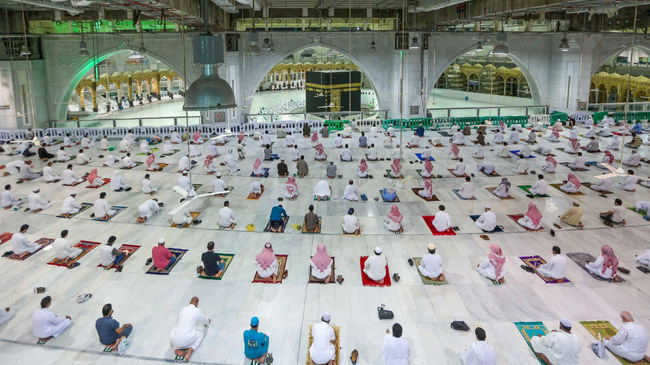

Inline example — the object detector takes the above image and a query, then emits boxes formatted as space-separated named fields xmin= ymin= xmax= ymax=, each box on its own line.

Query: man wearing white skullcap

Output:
xmin=152 ymin=238 xmax=177 ymax=272
xmin=309 ymin=312 xmax=336 ymax=365
xmin=418 ymin=243 xmax=444 ymax=281
xmin=475 ymin=205 xmax=497 ymax=232
xmin=531 ymin=318 xmax=581 ymax=365
xmin=364 ymin=247 xmax=387 ymax=284
xmin=28 ymin=187 xmax=51 ymax=212
xmin=212 ymin=172 xmax=228 ymax=193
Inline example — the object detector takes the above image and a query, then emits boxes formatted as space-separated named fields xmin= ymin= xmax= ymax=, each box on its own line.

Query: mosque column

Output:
xmin=79 ymin=91 xmax=85 ymax=111
xmin=91 ymin=82 xmax=98 ymax=112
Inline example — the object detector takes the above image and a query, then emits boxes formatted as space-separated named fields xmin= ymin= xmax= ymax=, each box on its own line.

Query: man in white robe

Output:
xmin=289 ymin=146 xmax=300 ymax=161
xmin=506 ymin=128 xmax=520 ymax=144
xmin=110 ymin=171 xmax=131 ymax=192
xmin=261 ymin=131 xmax=271 ymax=146
xmin=93 ymin=192 xmax=115 ymax=220
xmin=366 ymin=145 xmax=378 ymax=160
xmin=1 ymin=184 xmax=22 ymax=209
xmin=604 ymin=311 xmax=650 ymax=363
xmin=28 ymin=188 xmax=51 ymax=212
xmin=452 ymin=158 xmax=466 ymax=176
xmin=340 ymin=145 xmax=353 ymax=161
xmin=499 ymin=143 xmax=510 ymax=158
xmin=171 ymin=130 xmax=182 ymax=144
xmin=461 ymin=327 xmax=497 ymax=365
xmin=43 ymin=162 xmax=61 ymax=183
xmin=56 ymin=147 xmax=71 ymax=162
xmin=623 ymin=150 xmax=641 ymax=167
xmin=77 ymin=150 xmax=91 ymax=165
xmin=103 ymin=155 xmax=120 ymax=167
xmin=285 ymin=133 xmax=296 ymax=148
xmin=173 ymin=207 xmax=193 ymax=226
xmin=212 ymin=173 xmax=227 ymax=193
xmin=309 ymin=313 xmax=336 ymax=365
xmin=162 ymin=140 xmax=173 ymax=155
xmin=177 ymin=171 xmax=195 ymax=197
xmin=177 ymin=155 xmax=190 ymax=173
xmin=141 ymin=174 xmax=158 ymax=195
xmin=382 ymin=323 xmax=410 ymax=365
xmin=218 ymin=201 xmax=236 ymax=229
xmin=531 ymin=319 xmax=581 ymax=365
xmin=513 ymin=155 xmax=528 ymax=174
xmin=137 ymin=199 xmax=161 ymax=223
xmin=615 ymin=170 xmax=638 ymax=191
xmin=452 ymin=131 xmax=466 ymax=145
xmin=536 ymin=246 xmax=568 ymax=280
xmin=364 ymin=247 xmax=387 ymax=283
xmin=4 ymin=160 xmax=25 ymax=175
xmin=342 ymin=180 xmax=359 ymax=201
xmin=100 ymin=135 xmax=109 ymax=150
xmin=457 ymin=177 xmax=475 ymax=199
xmin=568 ymin=152 xmax=586 ymax=170
xmin=170 ymin=297 xmax=210 ymax=362
xmin=530 ymin=175 xmax=549 ymax=196
xmin=477 ymin=163 xmax=496 ymax=176
xmin=475 ymin=205 xmax=497 ymax=232
xmin=119 ymin=138 xmax=131 ymax=152
xmin=11 ymin=224 xmax=38 ymax=257
xmin=342 ymin=208 xmax=360 ymax=235
xmin=62 ymin=165 xmax=84 ymax=185
xmin=52 ymin=230 xmax=82 ymax=263
xmin=418 ymin=243 xmax=444 ymax=281
xmin=432 ymin=205 xmax=452 ymax=232
xmin=32 ymin=296 xmax=72 ymax=340
xmin=121 ymin=153 xmax=136 ymax=169
xmin=60 ymin=192 xmax=82 ymax=216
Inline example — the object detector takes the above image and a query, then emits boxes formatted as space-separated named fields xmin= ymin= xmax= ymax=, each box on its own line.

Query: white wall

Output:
xmin=0 ymin=60 xmax=48 ymax=130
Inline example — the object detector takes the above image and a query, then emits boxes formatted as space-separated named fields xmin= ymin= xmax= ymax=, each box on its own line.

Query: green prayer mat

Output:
xmin=627 ymin=207 xmax=647 ymax=217
xmin=581 ymin=320 xmax=650 ymax=365
xmin=518 ymin=185 xmax=550 ymax=198
xmin=136 ymin=148 xmax=159 ymax=156
xmin=198 ymin=254 xmax=234 ymax=280
xmin=412 ymin=257 xmax=448 ymax=285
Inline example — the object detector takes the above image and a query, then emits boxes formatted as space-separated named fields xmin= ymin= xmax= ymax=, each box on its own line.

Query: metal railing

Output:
xmin=49 ymin=115 xmax=204 ymax=129
xmin=243 ymin=110 xmax=389 ymax=124
xmin=584 ymin=102 xmax=650 ymax=113
xmin=425 ymin=105 xmax=548 ymax=118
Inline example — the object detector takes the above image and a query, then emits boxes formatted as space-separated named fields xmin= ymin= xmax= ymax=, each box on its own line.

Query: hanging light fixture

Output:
xmin=370 ymin=40 xmax=376 ymax=50
xmin=138 ymin=34 xmax=147 ymax=54
xmin=247 ymin=31 xmax=261 ymax=56
xmin=262 ymin=37 xmax=271 ymax=50
xmin=492 ymin=32 xmax=508 ymax=56
xmin=20 ymin=43 xmax=31 ymax=57
xmin=476 ymin=40 xmax=483 ymax=51
xmin=410 ymin=35 xmax=420 ymax=50
xmin=78 ymin=21 xmax=89 ymax=57
xmin=559 ymin=34 xmax=570 ymax=52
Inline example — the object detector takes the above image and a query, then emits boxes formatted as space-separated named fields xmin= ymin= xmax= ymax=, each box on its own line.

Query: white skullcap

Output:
xmin=33 ymin=187 xmax=40 ymax=192
xmin=560 ymin=318 xmax=571 ymax=328
xmin=70 ymin=192 xmax=77 ymax=196
xmin=427 ymin=243 xmax=436 ymax=251
xmin=485 ymin=204 xmax=491 ymax=209
xmin=158 ymin=238 xmax=165 ymax=244
xmin=322 ymin=312 xmax=331 ymax=322
xmin=374 ymin=246 xmax=382 ymax=254
xmin=216 ymin=172 xmax=222 ymax=177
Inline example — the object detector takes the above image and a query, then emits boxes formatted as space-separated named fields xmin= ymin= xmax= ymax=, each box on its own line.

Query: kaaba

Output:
xmin=305 ymin=71 xmax=361 ymax=113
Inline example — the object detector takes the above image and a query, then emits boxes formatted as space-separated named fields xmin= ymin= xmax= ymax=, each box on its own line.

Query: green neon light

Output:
xmin=400 ymin=51 xmax=403 ymax=59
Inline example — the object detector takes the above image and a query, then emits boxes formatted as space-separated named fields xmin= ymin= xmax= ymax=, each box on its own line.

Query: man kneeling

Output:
xmin=418 ymin=243 xmax=445 ymax=282
xmin=364 ymin=247 xmax=387 ymax=284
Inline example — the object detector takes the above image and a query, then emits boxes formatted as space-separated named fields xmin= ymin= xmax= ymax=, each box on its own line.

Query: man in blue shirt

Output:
xmin=269 ymin=204 xmax=288 ymax=233
xmin=244 ymin=316 xmax=272 ymax=364
xmin=95 ymin=303 xmax=133 ymax=354
xmin=358 ymin=132 xmax=368 ymax=148
xmin=416 ymin=124 xmax=425 ymax=137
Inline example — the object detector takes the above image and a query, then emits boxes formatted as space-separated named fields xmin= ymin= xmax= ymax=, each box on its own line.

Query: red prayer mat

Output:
xmin=97 ymin=244 xmax=141 ymax=270
xmin=47 ymin=240 xmax=101 ymax=267
xmin=422 ymin=215 xmax=456 ymax=236
xmin=86 ymin=178 xmax=110 ymax=189
xmin=508 ymin=214 xmax=544 ymax=232
xmin=360 ymin=256 xmax=391 ymax=287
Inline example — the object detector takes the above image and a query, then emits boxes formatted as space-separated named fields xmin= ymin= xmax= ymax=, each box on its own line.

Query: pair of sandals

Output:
xmin=392 ymin=273 xmax=401 ymax=282
xmin=336 ymin=275 xmax=344 ymax=284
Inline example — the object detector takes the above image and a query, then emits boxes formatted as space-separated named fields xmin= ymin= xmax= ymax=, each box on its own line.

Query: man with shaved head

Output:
xmin=604 ymin=311 xmax=650 ymax=362
xmin=170 ymin=297 xmax=210 ymax=362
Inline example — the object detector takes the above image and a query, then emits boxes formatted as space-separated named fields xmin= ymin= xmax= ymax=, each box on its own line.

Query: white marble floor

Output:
xmin=0 ymin=125 xmax=649 ymax=364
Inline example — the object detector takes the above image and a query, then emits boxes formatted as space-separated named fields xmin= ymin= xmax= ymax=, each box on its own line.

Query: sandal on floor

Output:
xmin=282 ymin=270 xmax=288 ymax=279
xmin=550 ymin=229 xmax=555 ymax=237
xmin=553 ymin=223 xmax=562 ymax=229
xmin=618 ymin=267 xmax=630 ymax=275
xmin=350 ymin=349 xmax=359 ymax=364
xmin=392 ymin=273 xmax=400 ymax=282
xmin=479 ymin=234 xmax=490 ymax=241
xmin=336 ymin=275 xmax=344 ymax=285
xmin=408 ymin=258 xmax=414 ymax=266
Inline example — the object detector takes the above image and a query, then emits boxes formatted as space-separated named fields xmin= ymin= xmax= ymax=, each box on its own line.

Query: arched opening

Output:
xmin=590 ymin=46 xmax=650 ymax=105
xmin=505 ymin=77 xmax=518 ymax=97
xmin=608 ymin=86 xmax=618 ymax=103
xmin=597 ymin=85 xmax=607 ymax=103
xmin=249 ymin=46 xmax=380 ymax=122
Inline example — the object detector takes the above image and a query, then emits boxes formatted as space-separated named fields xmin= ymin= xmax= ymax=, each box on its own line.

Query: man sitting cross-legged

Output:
xmin=95 ymin=303 xmax=133 ymax=354
xmin=197 ymin=241 xmax=225 ymax=278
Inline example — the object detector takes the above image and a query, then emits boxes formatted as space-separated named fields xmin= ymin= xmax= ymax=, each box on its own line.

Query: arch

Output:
xmin=590 ymin=43 xmax=650 ymax=76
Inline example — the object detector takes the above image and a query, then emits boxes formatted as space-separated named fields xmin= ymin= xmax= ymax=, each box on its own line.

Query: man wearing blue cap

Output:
xmin=244 ymin=316 xmax=272 ymax=364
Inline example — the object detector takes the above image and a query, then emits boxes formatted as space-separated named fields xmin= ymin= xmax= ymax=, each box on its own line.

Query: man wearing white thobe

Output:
xmin=452 ymin=131 xmax=465 ymax=145
xmin=342 ymin=209 xmax=360 ymax=234
xmin=121 ymin=153 xmax=136 ymax=169
xmin=334 ymin=134 xmax=343 ymax=148
xmin=382 ymin=323 xmax=410 ymax=365
xmin=81 ymin=136 xmax=95 ymax=149
xmin=53 ymin=230 xmax=82 ymax=261
xmin=623 ymin=150 xmax=641 ymax=167
xmin=452 ymin=159 xmax=466 ymax=176
xmin=616 ymin=171 xmax=639 ymax=191
xmin=94 ymin=193 xmax=115 ymax=220
xmin=458 ymin=178 xmax=475 ymax=199
xmin=461 ymin=327 xmax=497 ymax=365
xmin=418 ymin=243 xmax=443 ymax=280
xmin=364 ymin=247 xmax=387 ymax=282
xmin=170 ymin=298 xmax=210 ymax=361
xmin=171 ymin=130 xmax=182 ymax=144
xmin=289 ymin=146 xmax=300 ymax=161
xmin=100 ymin=136 xmax=109 ymax=150
xmin=513 ymin=156 xmax=528 ymax=173
xmin=178 ymin=155 xmax=190 ymax=172
xmin=432 ymin=206 xmax=452 ymax=232
xmin=536 ymin=246 xmax=568 ymax=280
xmin=138 ymin=199 xmax=160 ymax=221
xmin=528 ymin=175 xmax=548 ymax=196
xmin=57 ymin=148 xmax=70 ymax=162
xmin=604 ymin=311 xmax=649 ymax=363
xmin=475 ymin=205 xmax=497 ymax=232
xmin=309 ymin=313 xmax=336 ymax=365
xmin=343 ymin=180 xmax=359 ymax=201
xmin=60 ymin=193 xmax=81 ymax=215
xmin=62 ymin=166 xmax=83 ymax=185
xmin=5 ymin=160 xmax=25 ymax=175
xmin=141 ymin=175 xmax=158 ymax=194
xmin=285 ymin=134 xmax=296 ymax=147
xmin=172 ymin=207 xmax=193 ymax=226
xmin=218 ymin=201 xmax=236 ymax=228
xmin=568 ymin=153 xmax=586 ymax=170
xmin=177 ymin=172 xmax=195 ymax=197
xmin=28 ymin=188 xmax=51 ymax=211
xmin=531 ymin=319 xmax=581 ymax=365
xmin=43 ymin=163 xmax=61 ymax=182
xmin=32 ymin=297 xmax=71 ymax=339
xmin=340 ymin=146 xmax=353 ymax=161
xmin=212 ymin=173 xmax=227 ymax=193
xmin=77 ymin=151 xmax=91 ymax=164
xmin=110 ymin=171 xmax=130 ymax=191
xmin=367 ymin=145 xmax=378 ymax=160
xmin=11 ymin=225 xmax=38 ymax=256
xmin=119 ymin=138 xmax=130 ymax=152
xmin=261 ymin=132 xmax=271 ymax=146
xmin=1 ymin=185 xmax=22 ymax=209
xmin=507 ymin=129 xmax=519 ymax=144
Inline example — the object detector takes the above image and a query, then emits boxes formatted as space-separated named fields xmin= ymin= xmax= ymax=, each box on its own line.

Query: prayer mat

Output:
xmin=385 ymin=169 xmax=404 ymax=179
xmin=581 ymin=321 xmax=650 ymax=365
xmin=514 ymin=321 xmax=549 ymax=365
xmin=252 ymin=254 xmax=287 ymax=284
xmin=92 ymin=206 xmax=126 ymax=222
xmin=306 ymin=325 xmax=341 ymax=365
xmin=558 ymin=162 xmax=589 ymax=171
xmin=567 ymin=252 xmax=625 ymax=282
xmin=103 ymin=346 xmax=113 ymax=352
xmin=247 ymin=186 xmax=265 ymax=200
xmin=0 ymin=232 xmax=13 ymax=244
xmin=438 ymin=131 xmax=452 ymax=137
xmin=7 ymin=238 xmax=54 ymax=261
xmin=171 ymin=212 xmax=200 ymax=228
xmin=212 ymin=186 xmax=233 ymax=198
xmin=342 ymin=226 xmax=361 ymax=236
xmin=192 ymin=183 xmax=202 ymax=192
xmin=339 ymin=157 xmax=354 ymax=162
xmin=250 ymin=167 xmax=270 ymax=178
xmin=469 ymin=215 xmax=504 ymax=233
xmin=583 ymin=182 xmax=613 ymax=194
xmin=54 ymin=155 xmax=77 ymax=163
xmin=517 ymin=185 xmax=550 ymax=198
xmin=414 ymin=153 xmax=435 ymax=161
xmin=198 ymin=253 xmax=234 ymax=280
xmin=98 ymin=244 xmax=141 ymax=270
xmin=447 ymin=169 xmax=468 ymax=178
xmin=508 ymin=214 xmax=544 ymax=231
xmin=585 ymin=161 xmax=607 ymax=169
xmin=85 ymin=178 xmax=110 ymax=189
xmin=422 ymin=215 xmax=456 ymax=236
xmin=380 ymin=190 xmax=400 ymax=202
xmin=412 ymin=188 xmax=440 ymax=201
xmin=452 ymin=188 xmax=475 ymax=200
xmin=159 ymin=149 xmax=182 ymax=157
xmin=364 ymin=154 xmax=378 ymax=161
xmin=37 ymin=337 xmax=52 ymax=344
xmin=555 ymin=147 xmax=566 ymax=152
xmin=510 ymin=151 xmax=536 ymax=158
xmin=302 ymin=217 xmax=322 ymax=233
xmin=136 ymin=148 xmax=159 ymax=156
xmin=308 ymin=257 xmax=336 ymax=284
xmin=485 ymin=187 xmax=515 ymax=200
xmin=412 ymin=257 xmax=448 ymax=285
xmin=360 ymin=256 xmax=391 ymax=287
xmin=63 ymin=178 xmax=86 ymax=187
xmin=145 ymin=248 xmax=187 ymax=275
xmin=313 ymin=195 xmax=330 ymax=201
xmin=415 ymin=169 xmax=435 ymax=178
xmin=519 ymin=255 xmax=570 ymax=283
xmin=120 ymin=162 xmax=143 ymax=170
xmin=627 ymin=206 xmax=647 ymax=217
xmin=146 ymin=163 xmax=169 ymax=172
xmin=479 ymin=169 xmax=501 ymax=177
xmin=264 ymin=216 xmax=289 ymax=233
xmin=549 ymin=183 xmax=585 ymax=196
xmin=47 ymin=240 xmax=100 ymax=267
xmin=56 ymin=203 xmax=92 ymax=218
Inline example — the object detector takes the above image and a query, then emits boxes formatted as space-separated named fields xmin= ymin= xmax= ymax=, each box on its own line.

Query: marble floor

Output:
xmin=0 ymin=125 xmax=649 ymax=364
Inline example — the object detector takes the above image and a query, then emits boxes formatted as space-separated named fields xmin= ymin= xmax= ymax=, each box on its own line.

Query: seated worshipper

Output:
xmin=408 ymin=132 xmax=420 ymax=148
xmin=419 ymin=178 xmax=435 ymax=199
xmin=268 ymin=204 xmax=288 ymax=232
xmin=304 ymin=205 xmax=320 ymax=233
xmin=1 ymin=184 xmax=23 ymax=209
xmin=477 ymin=163 xmax=497 ymax=176
xmin=93 ymin=192 xmax=116 ymax=220
xmin=253 ymin=131 xmax=262 ymax=141
xmin=368 ymin=126 xmax=378 ymax=139
xmin=585 ymin=137 xmax=600 ymax=152
xmin=420 ymin=146 xmax=432 ymax=160
xmin=518 ymin=202 xmax=544 ymax=230
xmin=57 ymin=147 xmax=71 ymax=162
xmin=600 ymin=198 xmax=626 ymax=226
xmin=418 ymin=243 xmax=445 ymax=281
xmin=383 ymin=205 xmax=403 ymax=233
xmin=340 ymin=145 xmax=353 ymax=162
xmin=289 ymin=145 xmax=300 ymax=161
xmin=139 ymin=139 xmax=152 ymax=154
xmin=177 ymin=171 xmax=195 ymax=197
xmin=558 ymin=201 xmax=584 ymax=228
xmin=541 ymin=155 xmax=557 ymax=173
xmin=199 ymin=241 xmax=226 ymax=278
xmin=450 ymin=124 xmax=460 ymax=134
xmin=256 ymin=243 xmax=280 ymax=282
xmin=152 ymin=238 xmax=178 ymax=272
xmin=552 ymin=119 xmax=564 ymax=131
xmin=103 ymin=155 xmax=120 ymax=167
xmin=530 ymin=175 xmax=549 ymax=196
xmin=311 ymin=132 xmax=320 ymax=147
xmin=261 ymin=132 xmax=271 ymax=147
xmin=53 ymin=230 xmax=82 ymax=264
xmin=244 ymin=317 xmax=271 ymax=364
xmin=357 ymin=158 xmax=369 ymax=178
xmin=547 ymin=126 xmax=560 ymax=143
xmin=141 ymin=174 xmax=158 ymax=195
xmin=604 ymin=311 xmax=650 ymax=363
xmin=560 ymin=173 xmax=581 ymax=194
xmin=170 ymin=297 xmax=210 ymax=362
xmin=531 ymin=318 xmax=581 ymax=365
xmin=326 ymin=161 xmax=337 ymax=179
xmin=585 ymin=245 xmax=621 ymax=281
xmin=62 ymin=165 xmax=84 ymax=185
xmin=452 ymin=158 xmax=466 ymax=177
xmin=382 ymin=323 xmax=411 ymax=365
xmin=343 ymin=180 xmax=359 ymax=202
xmin=308 ymin=313 xmax=338 ymax=365
xmin=565 ymin=138 xmax=580 ymax=154
xmin=452 ymin=130 xmax=466 ymax=145
xmin=381 ymin=180 xmax=399 ymax=202
xmin=98 ymin=236 xmax=127 ymax=268
xmin=359 ymin=132 xmax=368 ymax=148
xmin=313 ymin=180 xmax=331 ymax=201
xmin=11 ymin=224 xmax=39 ymax=258
xmin=457 ymin=176 xmax=475 ymax=200
xmin=535 ymin=246 xmax=569 ymax=280
xmin=124 ymin=130 xmax=136 ymax=146
xmin=177 ymin=155 xmax=191 ymax=173
xmin=203 ymin=156 xmax=217 ymax=174
xmin=431 ymin=136 xmax=443 ymax=147
xmin=473 ymin=130 xmax=487 ymax=146
xmin=85 ymin=169 xmax=105 ymax=188
xmin=189 ymin=144 xmax=201 ymax=158
xmin=277 ymin=158 xmax=288 ymax=177
xmin=366 ymin=144 xmax=378 ymax=161
xmin=249 ymin=181 xmax=264 ymax=199
xmin=462 ymin=124 xmax=472 ymax=136
xmin=19 ymin=161 xmax=41 ymax=181
xmin=383 ymin=134 xmax=394 ymax=148
xmin=506 ymin=127 xmax=520 ymax=144
xmin=623 ymin=150 xmax=641 ymax=167
xmin=513 ymin=155 xmax=529 ymax=174
xmin=492 ymin=177 xmax=511 ymax=198
xmin=567 ymin=126 xmax=578 ymax=140
xmin=252 ymin=158 xmax=265 ymax=177
xmin=499 ymin=143 xmax=511 ymax=158
xmin=191 ymin=131 xmax=204 ymax=145
xmin=310 ymin=245 xmax=333 ymax=283
xmin=42 ymin=162 xmax=60 ymax=183
xmin=38 ymin=145 xmax=55 ymax=160
xmin=223 ymin=150 xmax=240 ymax=174
xmin=432 ymin=205 xmax=452 ymax=232
xmin=392 ymin=145 xmax=401 ymax=160
xmin=568 ymin=152 xmax=587 ymax=170
xmin=585 ymin=116 xmax=595 ymax=127
xmin=211 ymin=172 xmax=227 ymax=194
xmin=448 ymin=143 xmax=460 ymax=160
xmin=110 ymin=171 xmax=131 ymax=192
xmin=32 ymin=296 xmax=72 ymax=341
xmin=285 ymin=177 xmax=299 ymax=199
xmin=616 ymin=169 xmax=638 ymax=191
xmin=636 ymin=201 xmax=650 ymax=215
xmin=475 ymin=205 xmax=497 ymax=232
xmin=535 ymin=144 xmax=553 ymax=156
xmin=421 ymin=160 xmax=434 ymax=178
xmin=121 ymin=153 xmax=136 ymax=169
xmin=342 ymin=208 xmax=360 ymax=235
xmin=461 ymin=327 xmax=498 ymax=365
xmin=517 ymin=144 xmax=532 ymax=158
xmin=625 ymin=132 xmax=643 ymax=149
xmin=119 ymin=138 xmax=131 ymax=152
xmin=472 ymin=144 xmax=485 ymax=159
xmin=493 ymin=131 xmax=505 ymax=144
xmin=162 ymin=139 xmax=174 ymax=155
xmin=632 ymin=121 xmax=643 ymax=133
xmin=477 ymin=244 xmax=506 ymax=283
xmin=315 ymin=144 xmax=327 ymax=161
xmin=96 ymin=303 xmax=132 ymax=354
xmin=170 ymin=130 xmax=182 ymax=144
xmin=207 ymin=140 xmax=220 ymax=158
xmin=525 ymin=130 xmax=537 ymax=144
xmin=218 ymin=201 xmax=236 ymax=229
xmin=416 ymin=123 xmax=426 ymax=137
xmin=137 ymin=198 xmax=161 ymax=223
xmin=60 ymin=192 xmax=81 ymax=217
xmin=28 ymin=188 xmax=51 ymax=212
xmin=334 ymin=134 xmax=343 ymax=148
xmin=364 ymin=247 xmax=388 ymax=283
xmin=99 ymin=135 xmax=109 ymax=150
xmin=284 ymin=133 xmax=296 ymax=148
xmin=389 ymin=158 xmax=402 ymax=178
